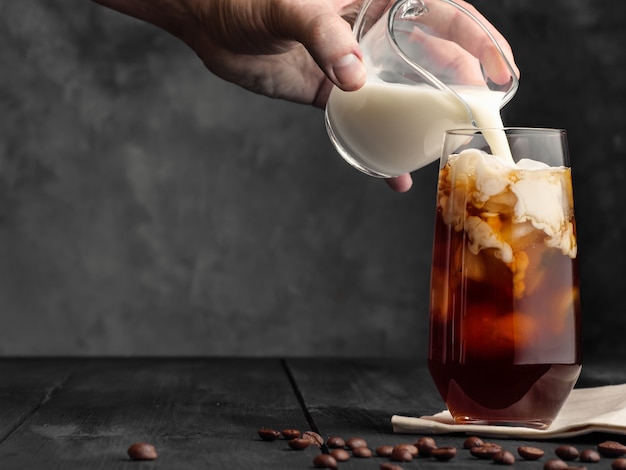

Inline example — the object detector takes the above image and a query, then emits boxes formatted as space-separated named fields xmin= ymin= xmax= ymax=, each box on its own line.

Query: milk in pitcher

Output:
xmin=325 ymin=79 xmax=510 ymax=177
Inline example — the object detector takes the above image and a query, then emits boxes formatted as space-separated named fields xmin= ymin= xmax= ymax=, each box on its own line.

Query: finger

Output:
xmin=277 ymin=0 xmax=367 ymax=91
xmin=385 ymin=174 xmax=413 ymax=192
xmin=409 ymin=27 xmax=486 ymax=85
xmin=417 ymin=0 xmax=519 ymax=84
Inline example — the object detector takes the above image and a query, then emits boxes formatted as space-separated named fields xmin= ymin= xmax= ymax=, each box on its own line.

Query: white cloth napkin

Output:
xmin=392 ymin=383 xmax=626 ymax=439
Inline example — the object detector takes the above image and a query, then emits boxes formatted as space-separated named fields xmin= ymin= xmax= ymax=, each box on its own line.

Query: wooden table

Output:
xmin=0 ymin=358 xmax=624 ymax=469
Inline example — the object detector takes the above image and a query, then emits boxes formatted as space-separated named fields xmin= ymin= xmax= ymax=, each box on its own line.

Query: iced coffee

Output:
xmin=428 ymin=128 xmax=581 ymax=428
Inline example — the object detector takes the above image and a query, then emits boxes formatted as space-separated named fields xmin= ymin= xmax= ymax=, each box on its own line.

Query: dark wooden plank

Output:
xmin=287 ymin=358 xmax=626 ymax=469
xmin=285 ymin=358 xmax=442 ymax=438
xmin=0 ymin=358 xmax=317 ymax=470
xmin=0 ymin=359 xmax=76 ymax=441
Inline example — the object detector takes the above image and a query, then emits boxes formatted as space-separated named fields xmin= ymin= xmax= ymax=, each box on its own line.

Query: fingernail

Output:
xmin=332 ymin=53 xmax=366 ymax=89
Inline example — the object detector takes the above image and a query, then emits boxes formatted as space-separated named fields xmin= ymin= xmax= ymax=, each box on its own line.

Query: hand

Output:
xmin=92 ymin=0 xmax=518 ymax=194
xmin=94 ymin=0 xmax=367 ymax=106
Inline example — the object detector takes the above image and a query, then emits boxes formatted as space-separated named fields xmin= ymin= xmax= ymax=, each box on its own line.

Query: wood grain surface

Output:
xmin=0 ymin=358 xmax=624 ymax=469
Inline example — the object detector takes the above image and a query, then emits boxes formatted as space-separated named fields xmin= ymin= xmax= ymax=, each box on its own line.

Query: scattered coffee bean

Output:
xmin=345 ymin=437 xmax=368 ymax=450
xmin=303 ymin=431 xmax=324 ymax=447
xmin=127 ymin=442 xmax=158 ymax=461
xmin=493 ymin=450 xmax=515 ymax=465
xmin=555 ymin=445 xmax=580 ymax=461
xmin=390 ymin=446 xmax=413 ymax=462
xmin=598 ymin=441 xmax=626 ymax=458
xmin=282 ymin=429 xmax=301 ymax=440
xmin=375 ymin=445 xmax=394 ymax=457
xmin=431 ymin=446 xmax=457 ymax=461
xmin=380 ymin=463 xmax=404 ymax=470
xmin=470 ymin=443 xmax=502 ymax=460
xmin=352 ymin=446 xmax=373 ymax=458
xmin=463 ymin=436 xmax=484 ymax=449
xmin=612 ymin=458 xmax=626 ymax=470
xmin=544 ymin=459 xmax=569 ymax=470
xmin=518 ymin=446 xmax=545 ymax=460
xmin=330 ymin=448 xmax=350 ymax=462
xmin=394 ymin=444 xmax=419 ymax=456
xmin=313 ymin=454 xmax=338 ymax=469
xmin=579 ymin=449 xmax=600 ymax=463
xmin=288 ymin=438 xmax=312 ymax=450
xmin=415 ymin=436 xmax=437 ymax=456
xmin=258 ymin=427 xmax=281 ymax=441
xmin=326 ymin=436 xmax=345 ymax=448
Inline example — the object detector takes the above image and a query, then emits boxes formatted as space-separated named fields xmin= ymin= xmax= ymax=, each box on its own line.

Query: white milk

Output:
xmin=326 ymin=79 xmax=511 ymax=177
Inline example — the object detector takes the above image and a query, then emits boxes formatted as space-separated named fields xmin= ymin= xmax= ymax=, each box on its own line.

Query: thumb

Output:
xmin=282 ymin=2 xmax=367 ymax=91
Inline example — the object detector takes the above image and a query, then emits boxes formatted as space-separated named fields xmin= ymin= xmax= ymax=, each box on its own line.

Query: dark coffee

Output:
xmin=430 ymin=155 xmax=581 ymax=428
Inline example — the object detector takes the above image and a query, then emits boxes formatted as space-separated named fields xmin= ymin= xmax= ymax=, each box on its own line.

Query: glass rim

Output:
xmin=445 ymin=127 xmax=567 ymax=136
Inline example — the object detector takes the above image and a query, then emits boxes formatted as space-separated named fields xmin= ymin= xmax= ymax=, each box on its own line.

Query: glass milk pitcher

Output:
xmin=325 ymin=0 xmax=519 ymax=177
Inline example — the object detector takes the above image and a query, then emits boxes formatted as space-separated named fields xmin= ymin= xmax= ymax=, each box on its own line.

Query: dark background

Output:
xmin=0 ymin=0 xmax=624 ymax=358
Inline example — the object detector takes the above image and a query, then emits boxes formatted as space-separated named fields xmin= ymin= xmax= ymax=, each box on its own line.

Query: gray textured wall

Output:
xmin=0 ymin=0 xmax=624 ymax=358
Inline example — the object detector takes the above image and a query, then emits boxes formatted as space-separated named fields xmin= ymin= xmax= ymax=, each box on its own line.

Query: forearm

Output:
xmin=91 ymin=0 xmax=194 ymax=40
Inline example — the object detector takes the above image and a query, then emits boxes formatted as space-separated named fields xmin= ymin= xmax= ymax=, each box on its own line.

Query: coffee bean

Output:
xmin=390 ymin=446 xmax=413 ymax=462
xmin=518 ymin=446 xmax=545 ymax=460
xmin=463 ymin=436 xmax=484 ymax=449
xmin=544 ymin=459 xmax=569 ymax=470
xmin=579 ymin=449 xmax=600 ymax=463
xmin=313 ymin=454 xmax=338 ymax=469
xmin=281 ymin=429 xmax=301 ymax=440
xmin=375 ymin=445 xmax=394 ymax=457
xmin=612 ymin=458 xmax=626 ymax=470
xmin=330 ymin=449 xmax=350 ymax=462
xmin=415 ymin=436 xmax=437 ymax=456
xmin=127 ymin=442 xmax=158 ymax=461
xmin=345 ymin=437 xmax=368 ymax=449
xmin=470 ymin=443 xmax=502 ymax=459
xmin=431 ymin=446 xmax=457 ymax=461
xmin=493 ymin=450 xmax=515 ymax=465
xmin=326 ymin=436 xmax=345 ymax=448
xmin=380 ymin=463 xmax=404 ymax=470
xmin=303 ymin=431 xmax=324 ymax=447
xmin=258 ymin=427 xmax=281 ymax=441
xmin=598 ymin=441 xmax=626 ymax=458
xmin=555 ymin=445 xmax=579 ymax=461
xmin=288 ymin=438 xmax=312 ymax=450
xmin=352 ymin=446 xmax=373 ymax=458
xmin=394 ymin=444 xmax=419 ymax=456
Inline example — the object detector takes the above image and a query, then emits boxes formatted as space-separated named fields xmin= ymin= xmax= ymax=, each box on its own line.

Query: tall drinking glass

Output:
xmin=428 ymin=128 xmax=581 ymax=429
